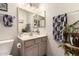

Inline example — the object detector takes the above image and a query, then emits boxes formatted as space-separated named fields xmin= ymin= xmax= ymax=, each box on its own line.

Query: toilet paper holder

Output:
xmin=17 ymin=43 xmax=21 ymax=48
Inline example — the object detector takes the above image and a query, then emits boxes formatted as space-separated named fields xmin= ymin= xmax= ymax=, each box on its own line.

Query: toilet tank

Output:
xmin=0 ymin=39 xmax=14 ymax=56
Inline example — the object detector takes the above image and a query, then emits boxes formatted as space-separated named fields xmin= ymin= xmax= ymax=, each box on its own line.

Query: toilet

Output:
xmin=0 ymin=39 xmax=14 ymax=56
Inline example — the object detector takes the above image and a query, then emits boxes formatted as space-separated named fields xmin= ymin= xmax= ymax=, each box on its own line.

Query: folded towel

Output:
xmin=3 ymin=14 xmax=13 ymax=27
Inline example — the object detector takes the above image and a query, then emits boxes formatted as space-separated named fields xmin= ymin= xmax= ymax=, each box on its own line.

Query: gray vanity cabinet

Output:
xmin=18 ymin=36 xmax=47 ymax=56
xmin=24 ymin=40 xmax=35 ymax=56
xmin=39 ymin=37 xmax=47 ymax=56
xmin=33 ymin=44 xmax=39 ymax=56
xmin=24 ymin=46 xmax=34 ymax=56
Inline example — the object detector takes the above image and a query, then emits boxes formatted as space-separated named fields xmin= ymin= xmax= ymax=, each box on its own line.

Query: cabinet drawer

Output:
xmin=24 ymin=40 xmax=34 ymax=47
xmin=41 ymin=37 xmax=47 ymax=42
xmin=35 ymin=38 xmax=41 ymax=44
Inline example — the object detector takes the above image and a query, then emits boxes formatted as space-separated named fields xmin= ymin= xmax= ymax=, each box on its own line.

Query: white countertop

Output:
xmin=18 ymin=33 xmax=47 ymax=41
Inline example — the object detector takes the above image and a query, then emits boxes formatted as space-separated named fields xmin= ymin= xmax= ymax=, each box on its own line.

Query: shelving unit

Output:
xmin=65 ymin=32 xmax=79 ymax=43
xmin=63 ymin=32 xmax=79 ymax=55
xmin=65 ymin=43 xmax=79 ymax=51
xmin=66 ymin=32 xmax=79 ymax=37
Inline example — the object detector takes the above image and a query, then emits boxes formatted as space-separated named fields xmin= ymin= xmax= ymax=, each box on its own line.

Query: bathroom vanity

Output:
xmin=18 ymin=34 xmax=47 ymax=56
xmin=17 ymin=4 xmax=47 ymax=56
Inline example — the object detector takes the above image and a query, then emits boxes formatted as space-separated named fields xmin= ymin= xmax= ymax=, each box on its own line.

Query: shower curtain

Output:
xmin=53 ymin=13 xmax=67 ymax=42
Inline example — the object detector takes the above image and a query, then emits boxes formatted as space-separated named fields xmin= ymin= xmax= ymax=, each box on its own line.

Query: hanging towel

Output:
xmin=53 ymin=13 xmax=67 ymax=42
xmin=3 ymin=14 xmax=13 ymax=27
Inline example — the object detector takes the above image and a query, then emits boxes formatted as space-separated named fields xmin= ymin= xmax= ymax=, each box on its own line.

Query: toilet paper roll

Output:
xmin=17 ymin=43 xmax=21 ymax=48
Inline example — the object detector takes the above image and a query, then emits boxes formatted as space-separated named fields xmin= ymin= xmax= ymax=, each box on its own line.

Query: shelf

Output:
xmin=65 ymin=43 xmax=79 ymax=51
xmin=67 ymin=32 xmax=79 ymax=34
xmin=66 ymin=32 xmax=79 ymax=36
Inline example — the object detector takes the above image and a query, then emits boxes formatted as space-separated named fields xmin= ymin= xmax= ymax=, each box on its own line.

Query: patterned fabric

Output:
xmin=53 ymin=13 xmax=67 ymax=42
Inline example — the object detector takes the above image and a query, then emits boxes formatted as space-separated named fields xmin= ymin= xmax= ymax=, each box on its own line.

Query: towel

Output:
xmin=53 ymin=13 xmax=67 ymax=42
xmin=3 ymin=14 xmax=13 ymax=27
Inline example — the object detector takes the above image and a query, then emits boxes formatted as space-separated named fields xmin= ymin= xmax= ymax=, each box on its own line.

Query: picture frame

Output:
xmin=0 ymin=3 xmax=8 ymax=11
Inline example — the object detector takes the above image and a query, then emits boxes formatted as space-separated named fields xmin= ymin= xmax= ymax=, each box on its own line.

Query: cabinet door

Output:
xmin=41 ymin=41 xmax=47 ymax=56
xmin=39 ymin=41 xmax=47 ymax=56
xmin=33 ymin=44 xmax=39 ymax=56
xmin=24 ymin=46 xmax=34 ymax=56
xmin=24 ymin=40 xmax=34 ymax=47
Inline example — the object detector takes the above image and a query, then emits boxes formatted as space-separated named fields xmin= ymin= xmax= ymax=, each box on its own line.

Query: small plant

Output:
xmin=59 ymin=20 xmax=79 ymax=56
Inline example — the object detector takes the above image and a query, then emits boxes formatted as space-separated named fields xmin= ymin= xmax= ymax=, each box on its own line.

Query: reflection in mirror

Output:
xmin=22 ymin=24 xmax=31 ymax=32
xmin=39 ymin=20 xmax=45 ymax=27
xmin=33 ymin=14 xmax=46 ymax=28
xmin=39 ymin=15 xmax=46 ymax=27
xmin=34 ymin=19 xmax=38 ymax=28
xmin=17 ymin=8 xmax=33 ymax=35
xmin=17 ymin=7 xmax=46 ymax=36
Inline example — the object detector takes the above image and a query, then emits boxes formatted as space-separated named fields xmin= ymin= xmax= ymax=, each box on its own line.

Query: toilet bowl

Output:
xmin=0 ymin=39 xmax=14 ymax=56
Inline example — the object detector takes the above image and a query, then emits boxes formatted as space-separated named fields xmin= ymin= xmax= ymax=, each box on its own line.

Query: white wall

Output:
xmin=0 ymin=3 xmax=18 ymax=55
xmin=0 ymin=3 xmax=17 ymax=41
xmin=54 ymin=3 xmax=79 ymax=25
xmin=42 ymin=4 xmax=64 ymax=56
xmin=44 ymin=3 xmax=79 ymax=56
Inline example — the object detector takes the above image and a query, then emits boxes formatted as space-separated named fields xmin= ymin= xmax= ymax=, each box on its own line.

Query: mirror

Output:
xmin=17 ymin=8 xmax=34 ymax=35
xmin=39 ymin=15 xmax=46 ymax=27
xmin=17 ymin=7 xmax=46 ymax=35
xmin=33 ymin=14 xmax=46 ymax=28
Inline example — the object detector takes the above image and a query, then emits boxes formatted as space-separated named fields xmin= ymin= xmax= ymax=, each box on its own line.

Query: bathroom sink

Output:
xmin=18 ymin=33 xmax=47 ymax=41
